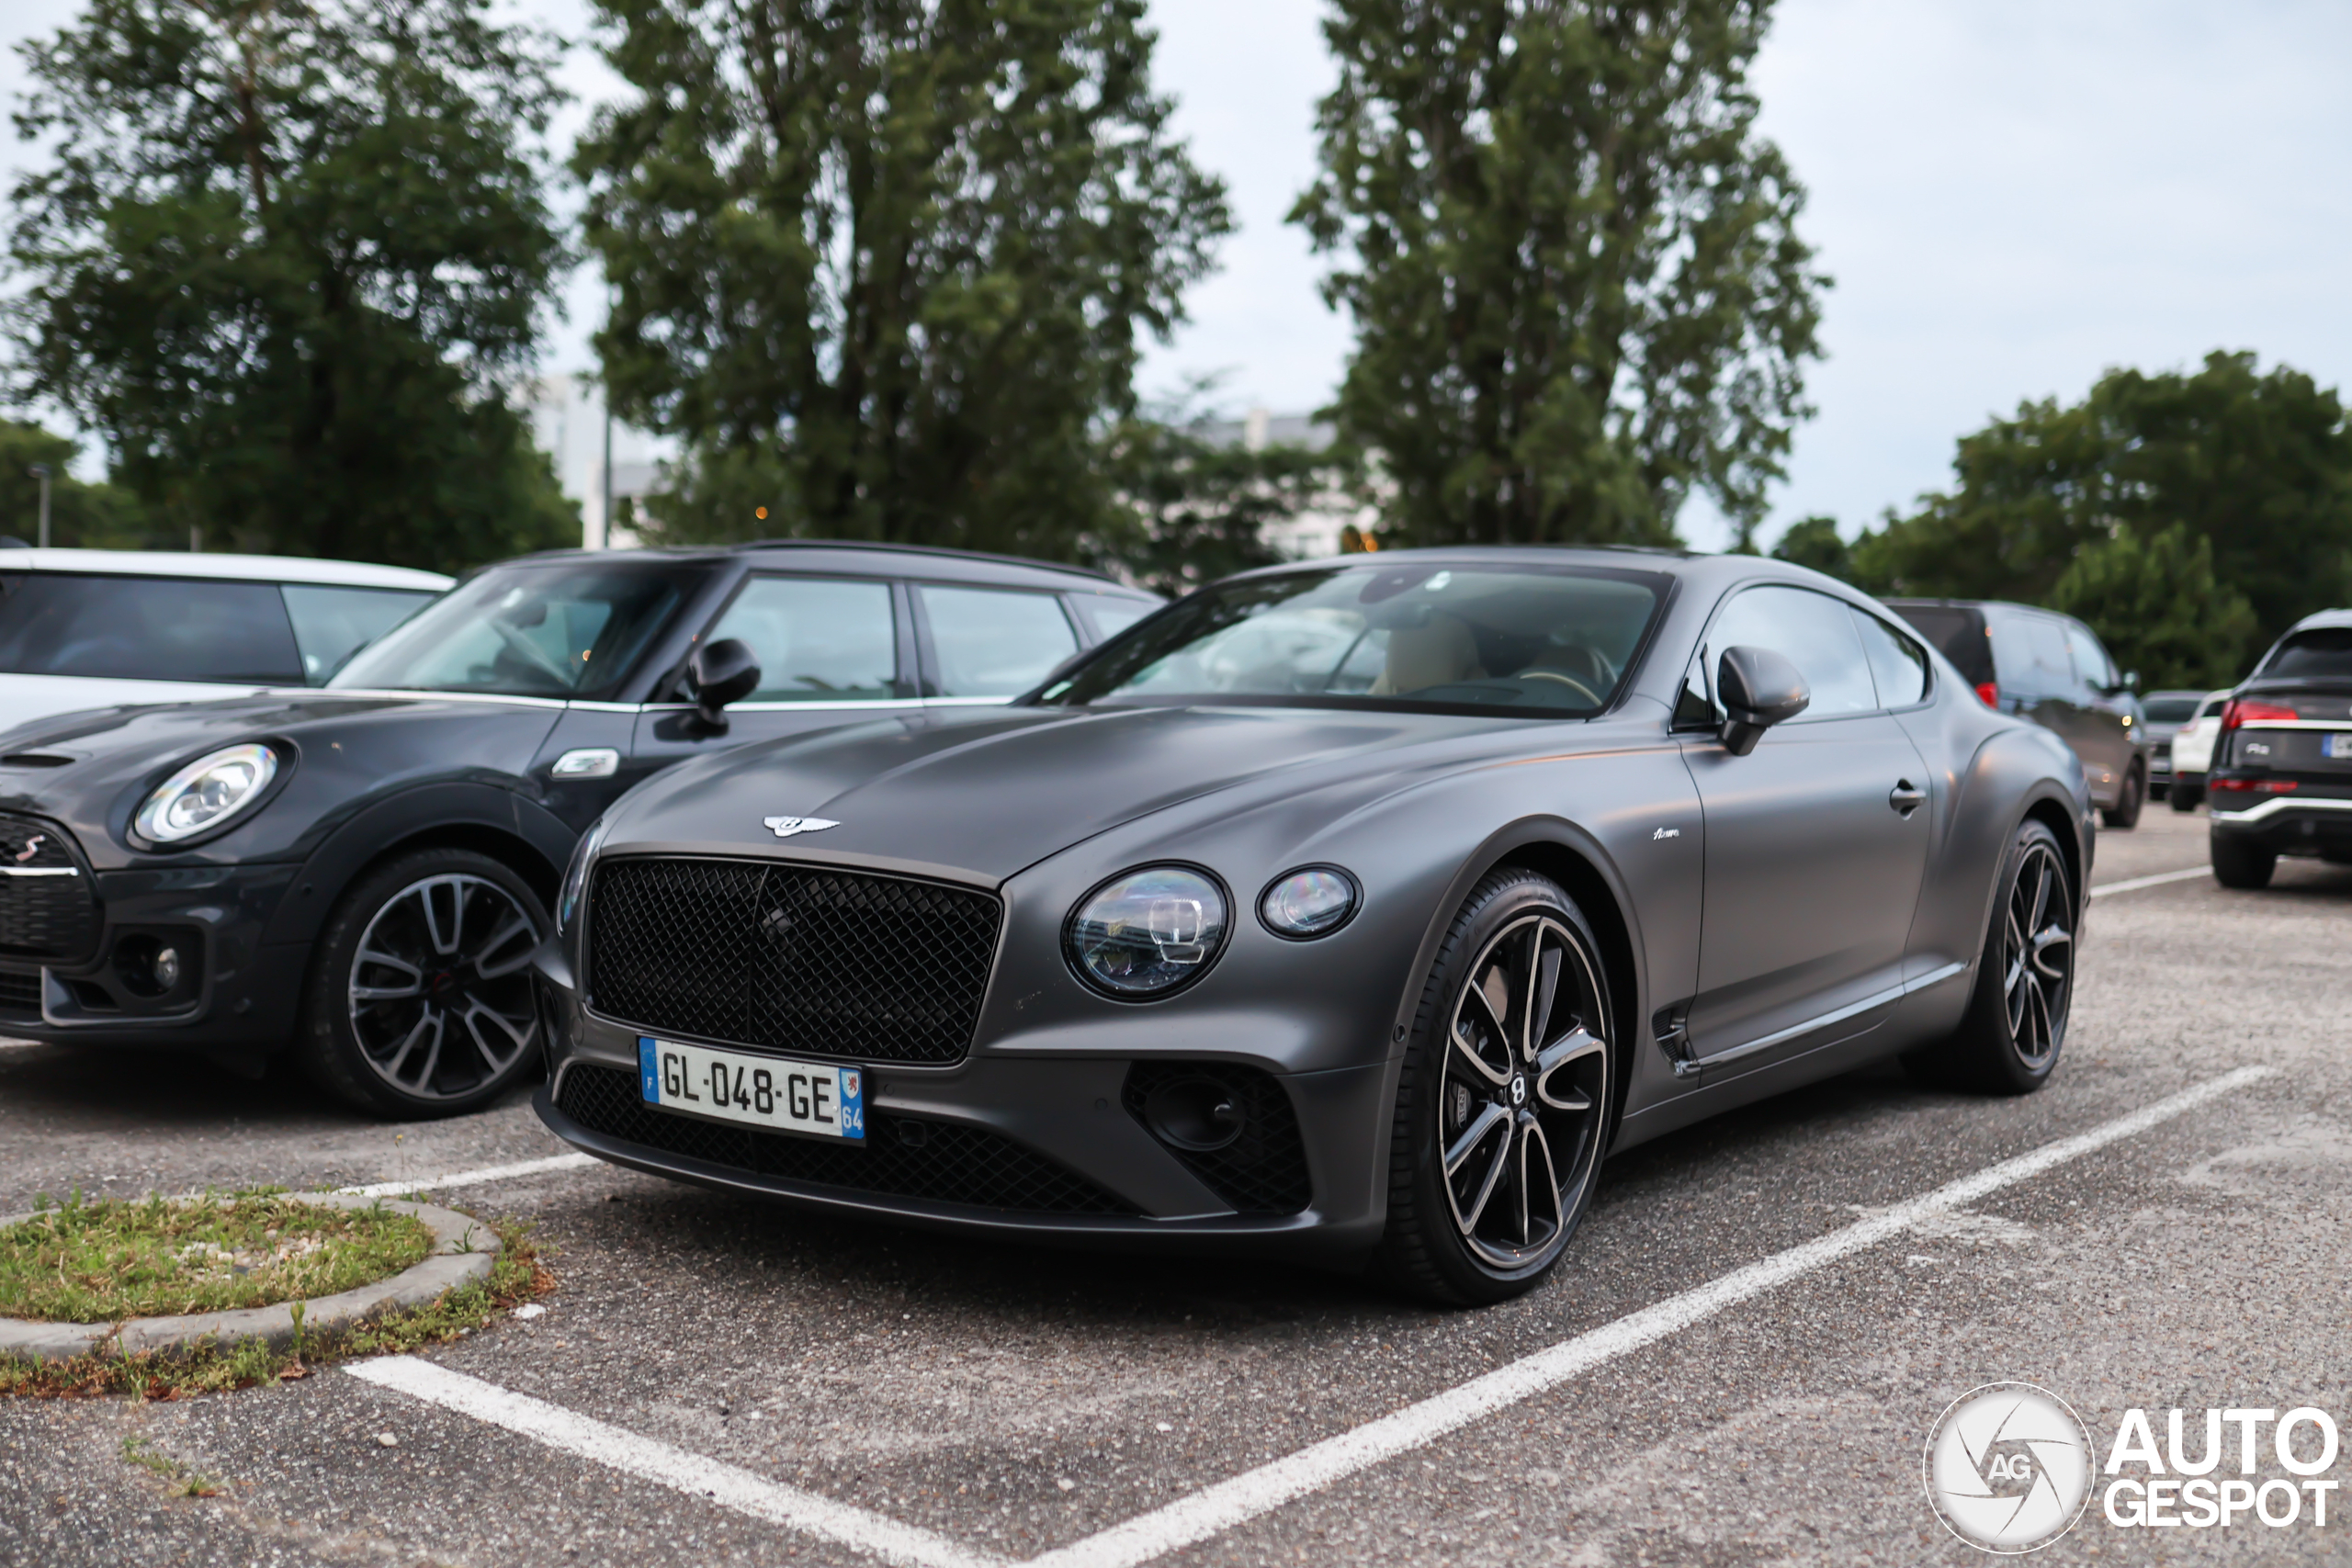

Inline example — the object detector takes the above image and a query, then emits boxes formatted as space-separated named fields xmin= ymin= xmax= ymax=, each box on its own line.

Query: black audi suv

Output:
xmin=0 ymin=542 xmax=1157 ymax=1116
xmin=2206 ymin=608 xmax=2352 ymax=886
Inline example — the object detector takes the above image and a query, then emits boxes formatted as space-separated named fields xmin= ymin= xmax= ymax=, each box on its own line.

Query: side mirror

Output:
xmin=1716 ymin=645 xmax=1810 ymax=757
xmin=686 ymin=637 xmax=761 ymax=733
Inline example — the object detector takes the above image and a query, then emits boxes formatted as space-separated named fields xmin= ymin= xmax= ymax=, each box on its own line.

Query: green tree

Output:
xmin=578 ymin=0 xmax=1229 ymax=558
xmin=1096 ymin=403 xmax=1354 ymax=596
xmin=1293 ymin=0 xmax=1826 ymax=550
xmin=0 ymin=420 xmax=154 ymax=547
xmin=1768 ymin=514 xmax=1852 ymax=581
xmin=6 ymin=0 xmax=577 ymax=570
xmin=2048 ymin=524 xmax=2258 ymax=691
xmin=1849 ymin=353 xmax=2352 ymax=637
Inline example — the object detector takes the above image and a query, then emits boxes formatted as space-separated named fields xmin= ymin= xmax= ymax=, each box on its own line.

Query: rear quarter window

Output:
xmin=1889 ymin=604 xmax=1991 ymax=684
xmin=0 ymin=572 xmax=303 ymax=683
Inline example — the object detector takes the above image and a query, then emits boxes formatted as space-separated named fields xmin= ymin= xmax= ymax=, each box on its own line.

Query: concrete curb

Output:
xmin=0 ymin=1192 xmax=498 ymax=1364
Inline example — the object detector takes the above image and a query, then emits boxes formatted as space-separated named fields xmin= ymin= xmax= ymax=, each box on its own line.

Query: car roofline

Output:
xmin=493 ymin=538 xmax=1138 ymax=590
xmin=0 ymin=547 xmax=450 ymax=590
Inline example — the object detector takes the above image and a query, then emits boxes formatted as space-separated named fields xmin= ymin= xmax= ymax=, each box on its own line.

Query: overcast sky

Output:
xmin=8 ymin=1 xmax=2352 ymax=550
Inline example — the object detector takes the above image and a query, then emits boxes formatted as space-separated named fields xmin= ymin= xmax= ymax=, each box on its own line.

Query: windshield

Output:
xmin=1041 ymin=563 xmax=1668 ymax=717
xmin=2259 ymin=627 xmax=2352 ymax=681
xmin=330 ymin=561 xmax=713 ymax=699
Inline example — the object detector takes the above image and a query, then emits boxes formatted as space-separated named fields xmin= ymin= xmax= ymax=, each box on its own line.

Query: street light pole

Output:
xmin=28 ymin=464 xmax=51 ymax=548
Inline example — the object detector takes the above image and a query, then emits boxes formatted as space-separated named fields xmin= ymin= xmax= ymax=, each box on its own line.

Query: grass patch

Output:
xmin=0 ymin=1219 xmax=551 ymax=1400
xmin=0 ymin=1189 xmax=434 ymax=1321
xmin=121 ymin=1435 xmax=220 ymax=1497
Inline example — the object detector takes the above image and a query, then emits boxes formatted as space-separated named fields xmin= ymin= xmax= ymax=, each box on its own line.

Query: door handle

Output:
xmin=1889 ymin=781 xmax=1926 ymax=816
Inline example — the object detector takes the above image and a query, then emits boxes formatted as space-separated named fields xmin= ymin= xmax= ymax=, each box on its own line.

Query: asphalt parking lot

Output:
xmin=4 ymin=804 xmax=2347 ymax=1566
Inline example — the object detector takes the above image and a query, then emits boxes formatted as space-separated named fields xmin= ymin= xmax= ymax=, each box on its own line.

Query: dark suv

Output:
xmin=2206 ymin=609 xmax=2352 ymax=887
xmin=1886 ymin=599 xmax=2148 ymax=828
xmin=0 ymin=542 xmax=1159 ymax=1116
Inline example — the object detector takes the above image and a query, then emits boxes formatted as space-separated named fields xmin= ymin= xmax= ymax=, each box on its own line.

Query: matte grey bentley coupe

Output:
xmin=535 ymin=548 xmax=2094 ymax=1304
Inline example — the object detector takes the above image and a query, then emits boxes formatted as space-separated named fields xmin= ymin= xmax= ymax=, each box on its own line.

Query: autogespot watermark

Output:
xmin=1925 ymin=1387 xmax=2343 ymax=1552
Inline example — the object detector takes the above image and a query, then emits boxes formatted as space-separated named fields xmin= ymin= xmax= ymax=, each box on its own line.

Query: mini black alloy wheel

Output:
xmin=1999 ymin=839 xmax=2073 ymax=1067
xmin=1381 ymin=869 xmax=1615 ymax=1304
xmin=299 ymin=847 xmax=550 ymax=1118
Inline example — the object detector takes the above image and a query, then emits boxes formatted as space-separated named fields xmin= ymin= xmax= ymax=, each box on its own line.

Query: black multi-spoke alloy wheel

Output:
xmin=298 ymin=848 xmax=549 ymax=1118
xmin=1906 ymin=819 xmax=2075 ymax=1095
xmin=1379 ymin=870 xmax=1615 ymax=1305
xmin=2102 ymin=761 xmax=2144 ymax=829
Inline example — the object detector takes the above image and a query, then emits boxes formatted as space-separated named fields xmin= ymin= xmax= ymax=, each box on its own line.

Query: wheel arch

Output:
xmin=264 ymin=784 xmax=573 ymax=947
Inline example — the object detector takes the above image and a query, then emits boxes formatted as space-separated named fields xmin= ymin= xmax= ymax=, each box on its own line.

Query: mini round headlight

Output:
xmin=133 ymin=743 xmax=280 ymax=843
xmin=1259 ymin=865 xmax=1359 ymax=939
xmin=1065 ymin=865 xmax=1229 ymax=998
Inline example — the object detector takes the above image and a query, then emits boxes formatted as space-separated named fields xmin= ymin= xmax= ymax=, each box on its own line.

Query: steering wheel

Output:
xmin=1523 ymin=670 xmax=1603 ymax=705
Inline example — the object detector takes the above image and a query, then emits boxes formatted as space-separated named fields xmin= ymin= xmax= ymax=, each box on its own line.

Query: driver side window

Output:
xmin=1704 ymin=586 xmax=1880 ymax=717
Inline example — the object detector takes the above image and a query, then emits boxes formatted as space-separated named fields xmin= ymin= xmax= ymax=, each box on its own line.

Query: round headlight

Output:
xmin=134 ymin=743 xmax=280 ymax=843
xmin=1065 ymin=865 xmax=1229 ymax=998
xmin=1259 ymin=865 xmax=1359 ymax=939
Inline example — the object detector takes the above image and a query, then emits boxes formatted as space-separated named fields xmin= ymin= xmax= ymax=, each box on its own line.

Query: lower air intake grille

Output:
xmin=0 ymin=969 xmax=41 ymax=1015
xmin=0 ymin=817 xmax=97 ymax=964
xmin=556 ymin=1065 xmax=1134 ymax=1216
xmin=586 ymin=858 xmax=1001 ymax=1065
xmin=1124 ymin=1062 xmax=1312 ymax=1215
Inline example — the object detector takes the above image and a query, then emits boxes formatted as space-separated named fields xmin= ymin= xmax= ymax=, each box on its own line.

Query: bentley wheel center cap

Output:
xmin=1510 ymin=1075 xmax=1528 ymax=1107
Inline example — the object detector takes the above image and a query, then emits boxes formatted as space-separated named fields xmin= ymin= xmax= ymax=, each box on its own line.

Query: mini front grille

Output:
xmin=586 ymin=858 xmax=1001 ymax=1065
xmin=0 ymin=816 xmax=98 ymax=964
xmin=0 ymin=969 xmax=42 ymax=1015
xmin=1124 ymin=1062 xmax=1313 ymax=1215
xmin=556 ymin=1064 xmax=1134 ymax=1215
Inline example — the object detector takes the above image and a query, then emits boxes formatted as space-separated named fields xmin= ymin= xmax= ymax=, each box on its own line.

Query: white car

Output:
xmin=0 ymin=548 xmax=449 ymax=735
xmin=2165 ymin=688 xmax=2234 ymax=810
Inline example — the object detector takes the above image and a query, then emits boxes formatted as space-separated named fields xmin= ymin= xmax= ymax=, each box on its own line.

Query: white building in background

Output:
xmin=1195 ymin=407 xmax=1376 ymax=559
xmin=525 ymin=374 xmax=670 ymax=550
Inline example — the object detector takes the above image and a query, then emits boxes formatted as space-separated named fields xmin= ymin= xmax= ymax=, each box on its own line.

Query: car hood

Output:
xmin=605 ymin=702 xmax=1589 ymax=884
xmin=0 ymin=691 xmax=564 ymax=866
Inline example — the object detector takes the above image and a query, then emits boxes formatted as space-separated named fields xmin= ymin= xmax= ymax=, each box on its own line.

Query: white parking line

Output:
xmin=350 ymin=1065 xmax=2276 ymax=1568
xmin=2090 ymin=865 xmax=2211 ymax=897
xmin=336 ymin=1152 xmax=597 ymax=1200
xmin=345 ymin=1357 xmax=1004 ymax=1568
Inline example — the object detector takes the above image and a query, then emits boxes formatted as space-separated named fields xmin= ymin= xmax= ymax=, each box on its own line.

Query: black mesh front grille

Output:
xmin=557 ymin=1064 xmax=1134 ymax=1215
xmin=1125 ymin=1062 xmax=1312 ymax=1215
xmin=0 ymin=817 xmax=97 ymax=964
xmin=0 ymin=969 xmax=41 ymax=1015
xmin=586 ymin=858 xmax=1001 ymax=1066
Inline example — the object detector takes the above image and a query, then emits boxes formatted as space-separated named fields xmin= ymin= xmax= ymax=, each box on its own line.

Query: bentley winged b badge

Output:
xmin=762 ymin=816 xmax=840 ymax=840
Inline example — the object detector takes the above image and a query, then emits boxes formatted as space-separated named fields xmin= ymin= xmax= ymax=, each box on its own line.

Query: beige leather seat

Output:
xmin=1372 ymin=614 xmax=1486 ymax=695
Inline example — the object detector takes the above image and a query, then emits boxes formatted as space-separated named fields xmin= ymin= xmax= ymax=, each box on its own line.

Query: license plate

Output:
xmin=638 ymin=1036 xmax=865 ymax=1142
xmin=2326 ymin=733 xmax=2352 ymax=760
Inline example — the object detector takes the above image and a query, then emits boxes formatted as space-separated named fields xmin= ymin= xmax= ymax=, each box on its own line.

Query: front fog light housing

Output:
xmin=1065 ymin=865 xmax=1229 ymax=998
xmin=134 ymin=743 xmax=280 ymax=843
xmin=1259 ymin=865 xmax=1360 ymax=939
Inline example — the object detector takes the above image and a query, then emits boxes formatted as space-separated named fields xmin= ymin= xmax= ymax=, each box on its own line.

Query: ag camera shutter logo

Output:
xmin=1924 ymin=1382 xmax=2094 ymax=1552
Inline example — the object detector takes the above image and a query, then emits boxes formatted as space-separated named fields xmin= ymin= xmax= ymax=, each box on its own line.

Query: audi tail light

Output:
xmin=2220 ymin=698 xmax=2300 ymax=732
xmin=2210 ymin=777 xmax=2299 ymax=794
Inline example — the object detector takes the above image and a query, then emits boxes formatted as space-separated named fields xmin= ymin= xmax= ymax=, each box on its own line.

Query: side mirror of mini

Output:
xmin=1716 ymin=645 xmax=1811 ymax=757
xmin=686 ymin=637 xmax=761 ymax=733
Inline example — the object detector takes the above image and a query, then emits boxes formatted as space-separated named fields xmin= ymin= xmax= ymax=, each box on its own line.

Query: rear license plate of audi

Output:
xmin=638 ymin=1036 xmax=865 ymax=1142
xmin=2325 ymin=732 xmax=2352 ymax=760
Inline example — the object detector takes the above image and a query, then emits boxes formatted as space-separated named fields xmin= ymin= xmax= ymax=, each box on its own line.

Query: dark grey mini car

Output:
xmin=0 ymin=542 xmax=1154 ymax=1117
xmin=537 ymin=549 xmax=2095 ymax=1303
xmin=1885 ymin=599 xmax=2147 ymax=829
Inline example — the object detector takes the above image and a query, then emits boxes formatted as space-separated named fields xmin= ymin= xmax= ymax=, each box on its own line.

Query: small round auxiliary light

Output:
xmin=1258 ymin=866 xmax=1359 ymax=939
xmin=153 ymin=946 xmax=181 ymax=991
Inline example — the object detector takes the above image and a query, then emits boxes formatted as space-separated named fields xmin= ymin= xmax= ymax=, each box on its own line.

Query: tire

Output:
xmin=2169 ymin=776 xmax=2202 ymax=812
xmin=2101 ymin=761 xmax=2144 ymax=829
xmin=1904 ymin=819 xmax=2075 ymax=1096
xmin=297 ymin=847 xmax=550 ymax=1119
xmin=2210 ymin=833 xmax=2277 ymax=890
xmin=1376 ymin=869 xmax=1616 ymax=1306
